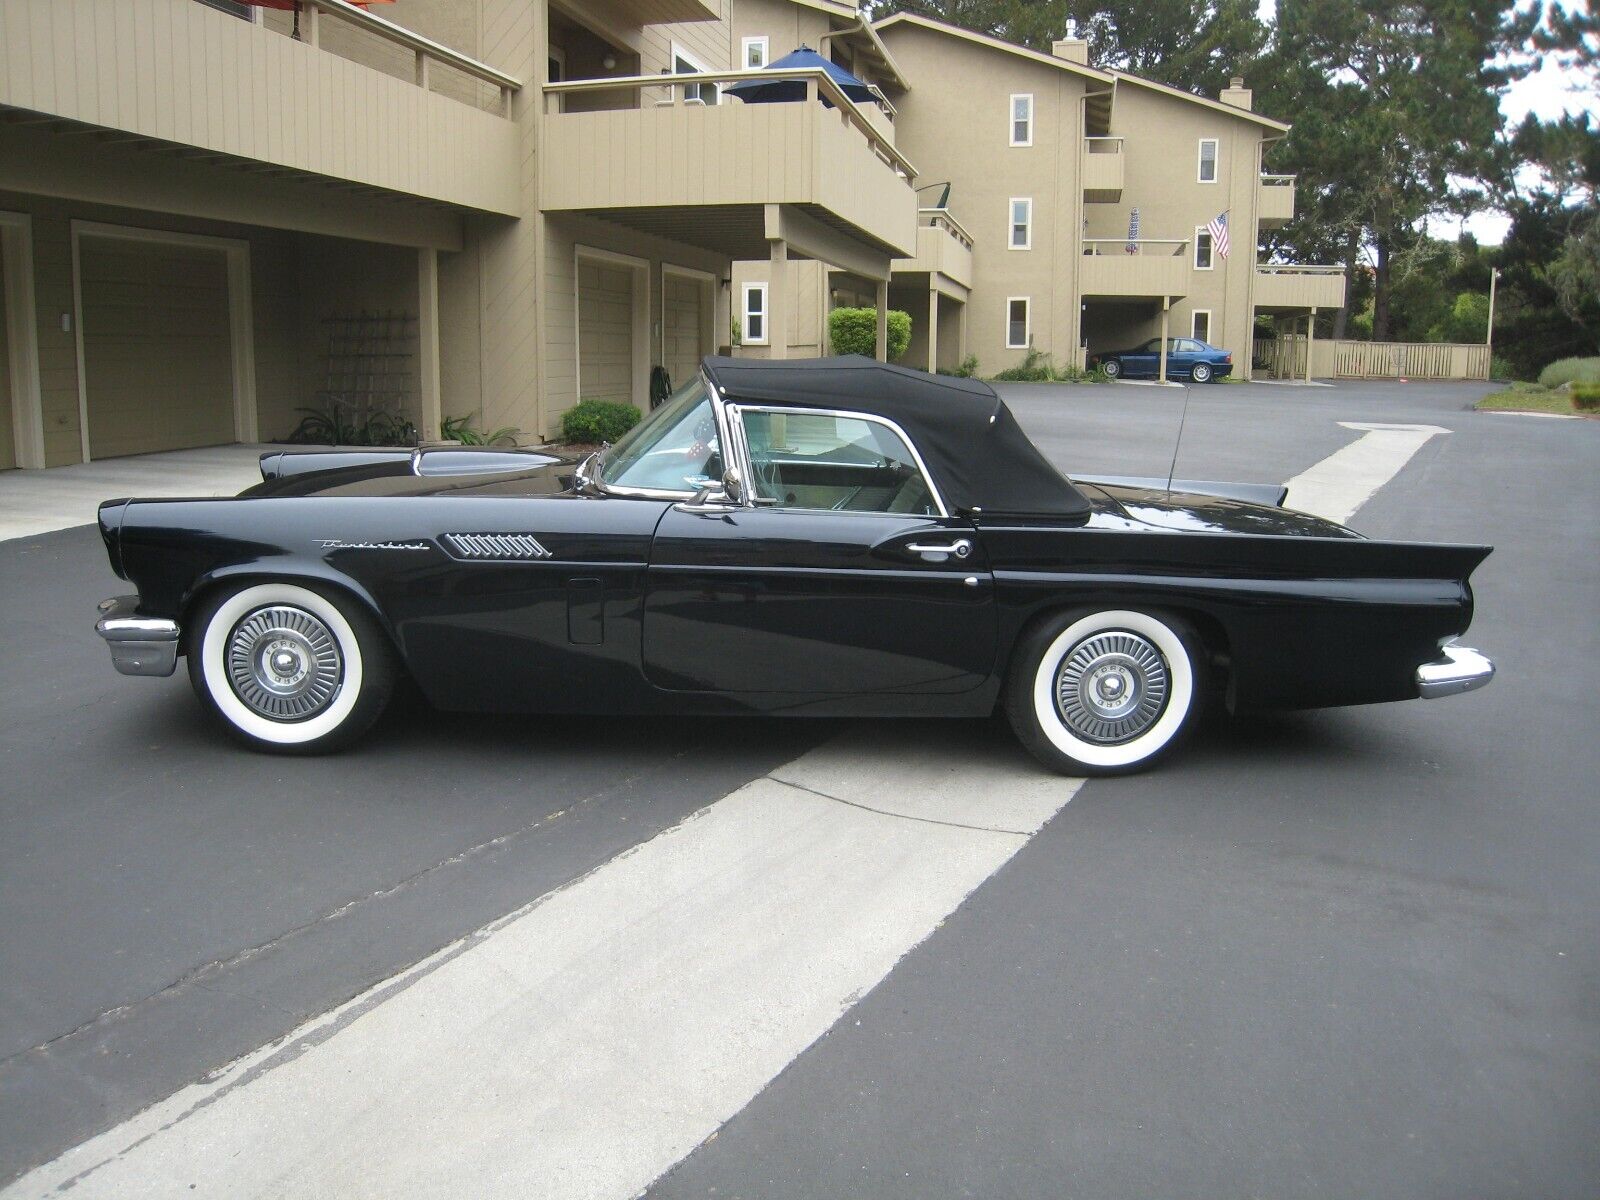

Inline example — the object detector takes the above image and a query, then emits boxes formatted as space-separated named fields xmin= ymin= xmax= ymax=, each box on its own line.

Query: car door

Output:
xmin=1172 ymin=338 xmax=1202 ymax=376
xmin=1123 ymin=338 xmax=1161 ymax=377
xmin=642 ymin=406 xmax=997 ymax=695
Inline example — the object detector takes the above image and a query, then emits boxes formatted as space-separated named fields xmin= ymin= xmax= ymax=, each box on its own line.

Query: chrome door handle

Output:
xmin=905 ymin=538 xmax=973 ymax=562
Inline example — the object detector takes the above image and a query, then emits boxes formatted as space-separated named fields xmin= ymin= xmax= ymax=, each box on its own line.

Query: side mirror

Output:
xmin=721 ymin=468 xmax=744 ymax=505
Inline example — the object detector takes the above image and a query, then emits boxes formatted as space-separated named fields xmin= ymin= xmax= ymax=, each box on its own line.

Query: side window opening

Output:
xmin=741 ymin=409 xmax=938 ymax=516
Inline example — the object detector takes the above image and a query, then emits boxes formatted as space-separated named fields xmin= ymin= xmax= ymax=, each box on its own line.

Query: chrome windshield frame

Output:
xmin=589 ymin=370 xmax=742 ymax=503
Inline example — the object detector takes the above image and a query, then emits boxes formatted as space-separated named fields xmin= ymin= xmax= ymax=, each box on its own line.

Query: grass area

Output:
xmin=1475 ymin=382 xmax=1590 ymax=415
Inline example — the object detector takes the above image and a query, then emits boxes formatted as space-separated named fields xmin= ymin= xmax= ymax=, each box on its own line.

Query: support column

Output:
xmin=1305 ymin=307 xmax=1317 ymax=384
xmin=1158 ymin=297 xmax=1170 ymax=383
xmin=417 ymin=247 xmax=442 ymax=441
xmin=927 ymin=287 xmax=939 ymax=372
xmin=875 ymin=280 xmax=889 ymax=361
xmin=958 ymin=301 xmax=968 ymax=366
xmin=768 ymin=238 xmax=788 ymax=359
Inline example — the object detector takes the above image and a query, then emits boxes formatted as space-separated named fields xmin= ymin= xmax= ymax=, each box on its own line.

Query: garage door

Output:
xmin=80 ymin=237 xmax=234 ymax=460
xmin=662 ymin=273 xmax=709 ymax=394
xmin=578 ymin=260 xmax=635 ymax=407
xmin=0 ymin=239 xmax=13 ymax=470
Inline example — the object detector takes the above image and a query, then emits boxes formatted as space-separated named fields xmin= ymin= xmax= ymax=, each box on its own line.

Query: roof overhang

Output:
xmin=872 ymin=13 xmax=1115 ymax=87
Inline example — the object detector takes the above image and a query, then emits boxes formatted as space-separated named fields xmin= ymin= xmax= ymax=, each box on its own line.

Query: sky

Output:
xmin=1256 ymin=0 xmax=1594 ymax=245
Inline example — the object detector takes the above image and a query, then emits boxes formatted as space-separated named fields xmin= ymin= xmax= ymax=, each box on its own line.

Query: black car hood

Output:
xmin=1079 ymin=481 xmax=1362 ymax=539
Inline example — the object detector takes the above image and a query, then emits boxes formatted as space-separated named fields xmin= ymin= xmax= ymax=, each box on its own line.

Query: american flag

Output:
xmin=1208 ymin=210 xmax=1230 ymax=259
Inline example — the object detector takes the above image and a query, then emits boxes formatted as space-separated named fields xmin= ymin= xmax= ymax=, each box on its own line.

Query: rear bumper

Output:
xmin=96 ymin=595 xmax=180 ymax=677
xmin=1416 ymin=643 xmax=1495 ymax=699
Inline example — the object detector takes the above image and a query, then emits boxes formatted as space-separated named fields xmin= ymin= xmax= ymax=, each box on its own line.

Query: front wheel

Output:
xmin=187 ymin=581 xmax=396 ymax=753
xmin=1003 ymin=608 xmax=1206 ymax=775
xmin=1191 ymin=362 xmax=1213 ymax=384
xmin=1101 ymin=358 xmax=1122 ymax=379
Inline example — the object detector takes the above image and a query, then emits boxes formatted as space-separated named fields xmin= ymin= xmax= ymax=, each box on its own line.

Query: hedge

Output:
xmin=829 ymin=307 xmax=912 ymax=361
xmin=562 ymin=400 xmax=641 ymax=444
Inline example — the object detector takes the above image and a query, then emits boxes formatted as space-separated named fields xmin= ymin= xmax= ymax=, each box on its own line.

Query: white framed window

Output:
xmin=1194 ymin=227 xmax=1214 ymax=270
xmin=1009 ymin=198 xmax=1032 ymax=250
xmin=741 ymin=282 xmax=768 ymax=345
xmin=1010 ymin=93 xmax=1033 ymax=146
xmin=671 ymin=41 xmax=719 ymax=105
xmin=1198 ymin=138 xmax=1219 ymax=183
xmin=1006 ymin=297 xmax=1031 ymax=349
xmin=1191 ymin=309 xmax=1212 ymax=344
xmin=740 ymin=36 xmax=769 ymax=69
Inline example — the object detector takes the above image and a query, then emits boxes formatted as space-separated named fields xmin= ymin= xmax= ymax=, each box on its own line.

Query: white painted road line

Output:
xmin=1282 ymin=422 xmax=1449 ymax=525
xmin=6 ymin=729 xmax=1080 ymax=1200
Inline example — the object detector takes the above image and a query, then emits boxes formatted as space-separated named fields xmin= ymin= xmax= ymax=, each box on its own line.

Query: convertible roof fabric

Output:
xmin=701 ymin=355 xmax=1091 ymax=520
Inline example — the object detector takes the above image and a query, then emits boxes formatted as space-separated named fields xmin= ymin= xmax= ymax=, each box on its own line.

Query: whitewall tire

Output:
xmin=1004 ymin=608 xmax=1205 ymax=776
xmin=188 ymin=582 xmax=395 ymax=753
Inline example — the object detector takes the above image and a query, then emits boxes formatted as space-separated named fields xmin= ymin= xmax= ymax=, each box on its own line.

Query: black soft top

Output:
xmin=701 ymin=355 xmax=1091 ymax=520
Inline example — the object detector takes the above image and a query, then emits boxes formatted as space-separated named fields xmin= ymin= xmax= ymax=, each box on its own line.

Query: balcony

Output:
xmin=1083 ymin=137 xmax=1124 ymax=203
xmin=892 ymin=208 xmax=974 ymax=291
xmin=1258 ymin=174 xmax=1296 ymax=228
xmin=1255 ymin=264 xmax=1346 ymax=310
xmin=0 ymin=0 xmax=521 ymax=216
xmin=540 ymin=69 xmax=920 ymax=263
xmin=1080 ymin=239 xmax=1190 ymax=299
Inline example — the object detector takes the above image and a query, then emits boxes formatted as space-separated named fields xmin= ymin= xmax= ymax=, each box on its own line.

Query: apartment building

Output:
xmin=0 ymin=0 xmax=1338 ymax=472
xmin=741 ymin=12 xmax=1345 ymax=379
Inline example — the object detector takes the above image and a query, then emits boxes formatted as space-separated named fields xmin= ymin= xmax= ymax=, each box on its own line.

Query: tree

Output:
xmin=868 ymin=0 xmax=1268 ymax=95
xmin=1260 ymin=0 xmax=1533 ymax=339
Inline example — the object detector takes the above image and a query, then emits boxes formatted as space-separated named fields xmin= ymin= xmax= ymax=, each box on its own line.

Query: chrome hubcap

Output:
xmin=226 ymin=605 xmax=343 ymax=721
xmin=1055 ymin=630 xmax=1169 ymax=744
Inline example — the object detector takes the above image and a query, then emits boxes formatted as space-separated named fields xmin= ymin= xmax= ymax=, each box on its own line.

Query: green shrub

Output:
xmin=1571 ymin=381 xmax=1600 ymax=411
xmin=936 ymin=355 xmax=981 ymax=378
xmin=561 ymin=400 xmax=641 ymax=444
xmin=828 ymin=307 xmax=912 ymax=361
xmin=1489 ymin=355 xmax=1521 ymax=382
xmin=992 ymin=347 xmax=1059 ymax=382
xmin=1537 ymin=356 xmax=1600 ymax=390
xmin=441 ymin=414 xmax=520 ymax=446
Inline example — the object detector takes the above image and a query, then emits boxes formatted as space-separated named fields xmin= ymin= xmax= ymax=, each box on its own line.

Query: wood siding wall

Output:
xmin=0 ymin=0 xmax=519 ymax=216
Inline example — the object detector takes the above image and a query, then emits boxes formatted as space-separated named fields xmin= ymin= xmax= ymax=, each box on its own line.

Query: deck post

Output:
xmin=1158 ymin=297 xmax=1170 ymax=383
xmin=1305 ymin=307 xmax=1317 ymax=383
xmin=875 ymin=280 xmax=889 ymax=361
xmin=417 ymin=248 xmax=441 ymax=441
xmin=926 ymin=287 xmax=939 ymax=372
xmin=768 ymin=237 xmax=789 ymax=359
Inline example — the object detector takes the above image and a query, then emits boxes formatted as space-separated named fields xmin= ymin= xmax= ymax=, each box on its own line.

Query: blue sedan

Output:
xmin=1094 ymin=337 xmax=1234 ymax=383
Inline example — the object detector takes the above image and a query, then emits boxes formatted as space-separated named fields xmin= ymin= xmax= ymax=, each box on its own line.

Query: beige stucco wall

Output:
xmin=1085 ymin=81 xmax=1267 ymax=360
xmin=871 ymin=23 xmax=1093 ymax=377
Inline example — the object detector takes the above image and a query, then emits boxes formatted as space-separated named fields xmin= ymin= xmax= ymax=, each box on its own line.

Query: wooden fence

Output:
xmin=1254 ymin=338 xmax=1491 ymax=381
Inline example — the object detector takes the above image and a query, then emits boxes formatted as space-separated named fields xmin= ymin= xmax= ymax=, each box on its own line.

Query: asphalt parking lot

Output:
xmin=2 ymin=380 xmax=1597 ymax=1196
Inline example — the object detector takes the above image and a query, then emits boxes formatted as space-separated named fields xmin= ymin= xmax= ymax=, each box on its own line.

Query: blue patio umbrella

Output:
xmin=725 ymin=46 xmax=880 ymax=107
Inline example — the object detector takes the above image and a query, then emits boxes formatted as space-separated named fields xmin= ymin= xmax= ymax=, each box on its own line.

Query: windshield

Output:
xmin=597 ymin=377 xmax=722 ymax=494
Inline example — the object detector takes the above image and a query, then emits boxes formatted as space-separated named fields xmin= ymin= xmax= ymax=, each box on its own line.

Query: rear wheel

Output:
xmin=187 ymin=581 xmax=395 ymax=753
xmin=1004 ymin=608 xmax=1205 ymax=775
xmin=1102 ymin=358 xmax=1122 ymax=379
xmin=1191 ymin=362 xmax=1213 ymax=384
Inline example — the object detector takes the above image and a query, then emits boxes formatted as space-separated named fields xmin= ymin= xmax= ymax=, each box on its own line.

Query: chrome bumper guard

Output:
xmin=96 ymin=595 xmax=180 ymax=677
xmin=1415 ymin=643 xmax=1495 ymax=699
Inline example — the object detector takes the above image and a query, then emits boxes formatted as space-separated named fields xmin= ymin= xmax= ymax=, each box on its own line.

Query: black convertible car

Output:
xmin=95 ymin=356 xmax=1493 ymax=775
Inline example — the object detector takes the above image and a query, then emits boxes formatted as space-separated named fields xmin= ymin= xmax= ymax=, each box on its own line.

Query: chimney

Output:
xmin=1220 ymin=76 xmax=1253 ymax=110
xmin=1052 ymin=38 xmax=1090 ymax=65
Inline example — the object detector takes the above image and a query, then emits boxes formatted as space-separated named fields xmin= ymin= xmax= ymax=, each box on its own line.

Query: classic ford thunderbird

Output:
xmin=94 ymin=356 xmax=1494 ymax=774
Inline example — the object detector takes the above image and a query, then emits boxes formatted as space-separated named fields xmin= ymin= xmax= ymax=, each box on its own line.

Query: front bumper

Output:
xmin=1415 ymin=643 xmax=1495 ymax=699
xmin=96 ymin=595 xmax=180 ymax=677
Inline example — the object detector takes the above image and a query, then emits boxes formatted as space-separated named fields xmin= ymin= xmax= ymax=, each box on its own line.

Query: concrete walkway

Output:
xmin=0 ymin=445 xmax=269 ymax=542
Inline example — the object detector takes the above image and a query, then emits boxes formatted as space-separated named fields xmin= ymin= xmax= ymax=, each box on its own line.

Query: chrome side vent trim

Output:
xmin=441 ymin=533 xmax=554 ymax=561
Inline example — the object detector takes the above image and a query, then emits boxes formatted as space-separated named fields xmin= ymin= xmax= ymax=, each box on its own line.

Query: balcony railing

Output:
xmin=891 ymin=208 xmax=974 ymax=289
xmin=540 ymin=68 xmax=920 ymax=258
xmin=1083 ymin=137 xmax=1124 ymax=203
xmin=1255 ymin=263 xmax=1346 ymax=309
xmin=1258 ymin=173 xmax=1296 ymax=227
xmin=1080 ymin=239 xmax=1191 ymax=298
xmin=543 ymin=69 xmax=913 ymax=182
xmin=279 ymin=0 xmax=521 ymax=114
